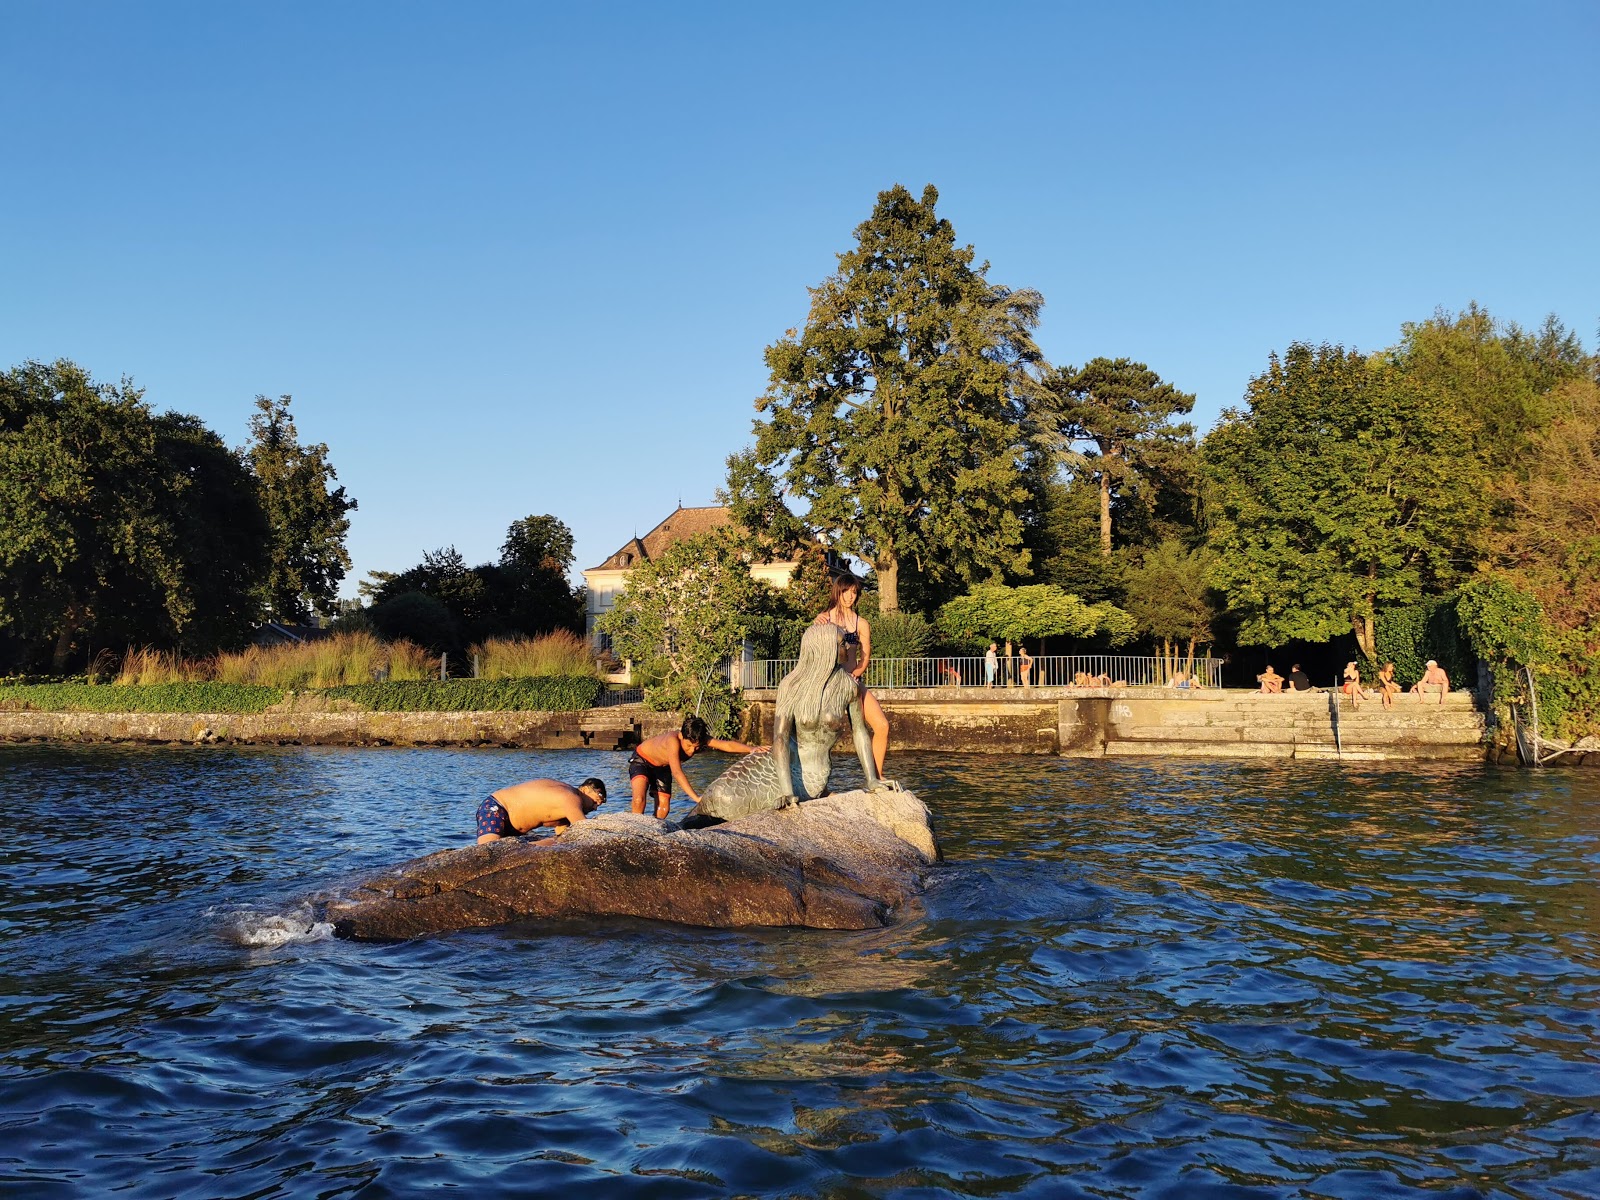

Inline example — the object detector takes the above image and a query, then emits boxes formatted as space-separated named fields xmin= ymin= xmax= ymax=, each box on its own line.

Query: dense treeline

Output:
xmin=351 ymin=514 xmax=585 ymax=658
xmin=721 ymin=184 xmax=1599 ymax=736
xmin=0 ymin=360 xmax=354 ymax=673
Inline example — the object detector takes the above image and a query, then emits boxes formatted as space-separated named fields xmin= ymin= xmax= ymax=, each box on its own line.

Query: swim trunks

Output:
xmin=476 ymin=795 xmax=516 ymax=838
xmin=627 ymin=752 xmax=672 ymax=797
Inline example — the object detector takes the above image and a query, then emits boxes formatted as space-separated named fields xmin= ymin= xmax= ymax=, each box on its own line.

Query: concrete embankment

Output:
xmin=0 ymin=705 xmax=679 ymax=750
xmin=739 ymin=686 xmax=1489 ymax=762
xmin=0 ymin=689 xmax=1489 ymax=761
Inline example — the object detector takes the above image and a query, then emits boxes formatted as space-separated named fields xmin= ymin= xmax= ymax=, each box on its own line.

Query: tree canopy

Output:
xmin=1203 ymin=342 xmax=1486 ymax=660
xmin=1045 ymin=357 xmax=1195 ymax=556
xmin=742 ymin=183 xmax=1047 ymax=611
xmin=596 ymin=529 xmax=767 ymax=726
xmin=246 ymin=394 xmax=357 ymax=623
xmin=937 ymin=583 xmax=1134 ymax=646
xmin=0 ymin=360 xmax=272 ymax=670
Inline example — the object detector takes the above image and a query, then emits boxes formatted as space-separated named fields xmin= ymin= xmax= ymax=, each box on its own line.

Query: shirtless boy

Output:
xmin=628 ymin=714 xmax=756 ymax=819
xmin=476 ymin=777 xmax=607 ymax=844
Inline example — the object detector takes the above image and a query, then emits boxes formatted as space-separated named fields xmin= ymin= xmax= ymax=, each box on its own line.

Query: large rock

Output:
xmin=324 ymin=788 xmax=938 ymax=941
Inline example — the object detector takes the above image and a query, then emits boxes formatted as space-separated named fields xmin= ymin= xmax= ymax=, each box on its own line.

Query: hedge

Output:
xmin=0 ymin=682 xmax=284 ymax=713
xmin=320 ymin=676 xmax=603 ymax=713
xmin=0 ymin=676 xmax=604 ymax=715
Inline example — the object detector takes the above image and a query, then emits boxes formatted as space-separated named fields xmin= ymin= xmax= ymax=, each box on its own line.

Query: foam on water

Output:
xmin=217 ymin=903 xmax=335 ymax=947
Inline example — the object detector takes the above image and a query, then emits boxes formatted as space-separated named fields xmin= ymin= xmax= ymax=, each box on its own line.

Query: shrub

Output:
xmin=1373 ymin=597 xmax=1473 ymax=688
xmin=0 ymin=682 xmax=283 ymax=713
xmin=322 ymin=676 xmax=602 ymax=712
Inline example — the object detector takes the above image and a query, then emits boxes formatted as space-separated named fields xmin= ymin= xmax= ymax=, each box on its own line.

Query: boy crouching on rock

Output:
xmin=476 ymin=777 xmax=607 ymax=843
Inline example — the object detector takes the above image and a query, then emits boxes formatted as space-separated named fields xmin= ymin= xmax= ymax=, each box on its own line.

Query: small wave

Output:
xmin=218 ymin=904 xmax=335 ymax=948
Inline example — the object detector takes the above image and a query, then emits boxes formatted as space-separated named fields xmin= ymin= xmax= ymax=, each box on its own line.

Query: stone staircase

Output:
xmin=1093 ymin=690 xmax=1486 ymax=761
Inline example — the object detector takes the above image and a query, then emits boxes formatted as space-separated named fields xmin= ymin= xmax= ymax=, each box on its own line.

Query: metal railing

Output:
xmin=738 ymin=654 xmax=1222 ymax=690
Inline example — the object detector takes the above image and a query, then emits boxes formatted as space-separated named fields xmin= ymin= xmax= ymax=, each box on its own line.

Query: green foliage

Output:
xmin=0 ymin=682 xmax=283 ymax=713
xmin=1204 ymin=342 xmax=1488 ymax=659
xmin=597 ymin=529 xmax=765 ymax=715
xmin=867 ymin=612 xmax=935 ymax=661
xmin=1022 ymin=476 xmax=1124 ymax=603
xmin=362 ymin=516 xmax=584 ymax=650
xmin=0 ymin=360 xmax=268 ymax=671
xmin=369 ymin=590 xmax=461 ymax=654
xmin=938 ymin=583 xmax=1134 ymax=645
xmin=1123 ymin=539 xmax=1217 ymax=649
xmin=245 ymin=395 xmax=356 ymax=622
xmin=745 ymin=183 xmax=1047 ymax=611
xmin=1393 ymin=304 xmax=1588 ymax=471
xmin=322 ymin=676 xmax=601 ymax=712
xmin=1455 ymin=577 xmax=1548 ymax=670
xmin=1372 ymin=596 xmax=1473 ymax=687
xmin=1045 ymin=357 xmax=1196 ymax=556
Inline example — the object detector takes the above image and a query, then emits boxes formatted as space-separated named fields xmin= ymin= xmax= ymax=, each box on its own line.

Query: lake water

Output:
xmin=1 ymin=744 xmax=1596 ymax=1199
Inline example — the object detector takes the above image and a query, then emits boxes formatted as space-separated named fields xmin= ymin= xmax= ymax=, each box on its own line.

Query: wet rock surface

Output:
xmin=324 ymin=788 xmax=939 ymax=941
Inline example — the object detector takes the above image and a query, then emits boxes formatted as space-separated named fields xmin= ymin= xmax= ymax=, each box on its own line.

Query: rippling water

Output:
xmin=1 ymin=744 xmax=1596 ymax=1198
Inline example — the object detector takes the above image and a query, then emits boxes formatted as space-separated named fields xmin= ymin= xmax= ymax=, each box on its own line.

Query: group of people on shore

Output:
xmin=475 ymin=573 xmax=889 ymax=844
xmin=1256 ymin=659 xmax=1452 ymax=708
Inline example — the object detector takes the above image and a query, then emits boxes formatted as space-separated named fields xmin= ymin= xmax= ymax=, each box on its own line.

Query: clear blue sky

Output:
xmin=4 ymin=2 xmax=1596 ymax=597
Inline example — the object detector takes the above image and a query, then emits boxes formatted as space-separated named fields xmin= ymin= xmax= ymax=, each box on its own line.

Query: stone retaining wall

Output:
xmin=739 ymin=686 xmax=1489 ymax=762
xmin=0 ymin=689 xmax=1492 ymax=761
xmin=0 ymin=705 xmax=679 ymax=750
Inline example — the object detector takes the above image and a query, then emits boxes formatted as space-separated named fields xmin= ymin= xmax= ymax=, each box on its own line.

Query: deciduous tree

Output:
xmin=1 ymin=362 xmax=189 ymax=670
xmin=937 ymin=583 xmax=1134 ymax=647
xmin=597 ymin=529 xmax=768 ymax=725
xmin=1203 ymin=343 xmax=1485 ymax=661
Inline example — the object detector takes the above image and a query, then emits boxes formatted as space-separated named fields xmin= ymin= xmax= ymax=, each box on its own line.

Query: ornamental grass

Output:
xmin=470 ymin=631 xmax=601 ymax=680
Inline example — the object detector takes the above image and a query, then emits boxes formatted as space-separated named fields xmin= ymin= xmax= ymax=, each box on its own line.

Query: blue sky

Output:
xmin=3 ymin=2 xmax=1596 ymax=597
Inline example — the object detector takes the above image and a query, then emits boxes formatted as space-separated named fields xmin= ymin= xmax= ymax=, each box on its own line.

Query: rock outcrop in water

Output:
xmin=325 ymin=788 xmax=938 ymax=941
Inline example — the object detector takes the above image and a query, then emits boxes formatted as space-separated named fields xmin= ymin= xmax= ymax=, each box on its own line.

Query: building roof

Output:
xmin=587 ymin=506 xmax=735 ymax=571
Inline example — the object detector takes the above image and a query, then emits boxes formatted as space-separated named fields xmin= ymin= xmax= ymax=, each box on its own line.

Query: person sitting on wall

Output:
xmin=1411 ymin=659 xmax=1450 ymax=705
xmin=1287 ymin=663 xmax=1314 ymax=692
xmin=1258 ymin=665 xmax=1284 ymax=694
xmin=1342 ymin=661 xmax=1373 ymax=707
xmin=1376 ymin=661 xmax=1402 ymax=708
xmin=629 ymin=715 xmax=756 ymax=820
xmin=476 ymin=777 xmax=607 ymax=844
xmin=1169 ymin=670 xmax=1193 ymax=689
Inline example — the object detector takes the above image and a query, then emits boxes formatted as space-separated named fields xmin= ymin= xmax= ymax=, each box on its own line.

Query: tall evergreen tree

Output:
xmin=245 ymin=395 xmax=356 ymax=623
xmin=1044 ymin=357 xmax=1195 ymax=556
xmin=742 ymin=183 xmax=1047 ymax=612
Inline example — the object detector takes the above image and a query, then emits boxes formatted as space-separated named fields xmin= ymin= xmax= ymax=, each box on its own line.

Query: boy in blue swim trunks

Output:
xmin=628 ymin=714 xmax=755 ymax=819
xmin=475 ymin=777 xmax=607 ymax=844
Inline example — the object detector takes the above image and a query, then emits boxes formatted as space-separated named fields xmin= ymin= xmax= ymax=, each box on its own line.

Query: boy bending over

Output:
xmin=476 ymin=777 xmax=607 ymax=844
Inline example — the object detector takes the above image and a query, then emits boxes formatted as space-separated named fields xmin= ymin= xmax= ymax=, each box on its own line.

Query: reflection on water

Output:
xmin=1 ymin=743 xmax=1597 ymax=1198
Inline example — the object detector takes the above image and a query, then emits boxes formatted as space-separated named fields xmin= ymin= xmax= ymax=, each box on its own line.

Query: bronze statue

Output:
xmin=687 ymin=622 xmax=898 ymax=824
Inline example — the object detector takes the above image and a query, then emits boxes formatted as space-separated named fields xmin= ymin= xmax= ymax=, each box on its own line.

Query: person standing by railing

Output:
xmin=817 ymin=573 xmax=889 ymax=776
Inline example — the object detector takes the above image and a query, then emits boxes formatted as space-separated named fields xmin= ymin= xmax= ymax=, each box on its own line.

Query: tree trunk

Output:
xmin=1098 ymin=470 xmax=1112 ymax=557
xmin=877 ymin=556 xmax=899 ymax=614
xmin=1352 ymin=613 xmax=1376 ymax=662
xmin=51 ymin=602 xmax=85 ymax=674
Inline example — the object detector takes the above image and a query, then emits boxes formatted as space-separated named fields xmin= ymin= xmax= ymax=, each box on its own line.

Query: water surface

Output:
xmin=1 ymin=745 xmax=1596 ymax=1198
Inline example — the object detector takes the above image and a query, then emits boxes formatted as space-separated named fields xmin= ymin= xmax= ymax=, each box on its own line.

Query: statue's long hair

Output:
xmin=779 ymin=622 xmax=858 ymax=729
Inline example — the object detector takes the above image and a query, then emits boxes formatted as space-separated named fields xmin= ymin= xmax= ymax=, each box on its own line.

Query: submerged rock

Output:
xmin=325 ymin=788 xmax=938 ymax=941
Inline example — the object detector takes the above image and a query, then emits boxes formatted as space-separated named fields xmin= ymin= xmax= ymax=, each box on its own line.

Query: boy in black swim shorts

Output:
xmin=627 ymin=714 xmax=755 ymax=819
